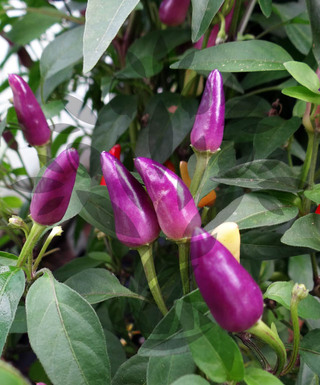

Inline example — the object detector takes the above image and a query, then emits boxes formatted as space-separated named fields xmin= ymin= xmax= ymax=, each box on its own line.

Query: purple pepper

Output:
xmin=100 ymin=152 xmax=160 ymax=248
xmin=8 ymin=74 xmax=51 ymax=147
xmin=159 ymin=0 xmax=190 ymax=26
xmin=134 ymin=157 xmax=201 ymax=240
xmin=191 ymin=227 xmax=264 ymax=332
xmin=30 ymin=148 xmax=79 ymax=225
xmin=190 ymin=69 xmax=225 ymax=153
xmin=2 ymin=130 xmax=18 ymax=151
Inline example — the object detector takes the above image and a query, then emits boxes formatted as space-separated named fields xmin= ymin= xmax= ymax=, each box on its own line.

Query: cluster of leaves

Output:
xmin=1 ymin=0 xmax=320 ymax=384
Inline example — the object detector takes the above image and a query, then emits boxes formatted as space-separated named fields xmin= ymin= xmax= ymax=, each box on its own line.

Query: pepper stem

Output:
xmin=189 ymin=149 xmax=213 ymax=200
xmin=137 ymin=244 xmax=168 ymax=316
xmin=247 ymin=319 xmax=287 ymax=376
xmin=177 ymin=241 xmax=190 ymax=295
xmin=35 ymin=144 xmax=48 ymax=168
xmin=16 ymin=221 xmax=46 ymax=268
xmin=281 ymin=284 xmax=308 ymax=375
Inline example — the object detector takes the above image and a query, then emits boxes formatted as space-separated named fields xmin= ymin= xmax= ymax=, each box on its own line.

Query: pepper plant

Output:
xmin=1 ymin=0 xmax=320 ymax=384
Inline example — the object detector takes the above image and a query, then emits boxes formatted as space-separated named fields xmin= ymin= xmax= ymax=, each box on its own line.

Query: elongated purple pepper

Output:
xmin=159 ymin=0 xmax=190 ymax=26
xmin=101 ymin=152 xmax=160 ymax=248
xmin=190 ymin=69 xmax=225 ymax=153
xmin=191 ymin=227 xmax=264 ymax=332
xmin=2 ymin=130 xmax=18 ymax=151
xmin=134 ymin=157 xmax=201 ymax=240
xmin=8 ymin=74 xmax=51 ymax=147
xmin=30 ymin=148 xmax=79 ymax=225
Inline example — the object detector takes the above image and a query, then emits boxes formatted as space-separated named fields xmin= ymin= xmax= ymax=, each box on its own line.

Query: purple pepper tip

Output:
xmin=134 ymin=157 xmax=201 ymax=240
xmin=191 ymin=227 xmax=264 ymax=332
xmin=100 ymin=152 xmax=160 ymax=248
xmin=190 ymin=69 xmax=225 ymax=153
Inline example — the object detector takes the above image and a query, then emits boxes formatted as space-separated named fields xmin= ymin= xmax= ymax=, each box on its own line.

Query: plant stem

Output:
xmin=247 ymin=319 xmax=287 ymax=376
xmin=177 ymin=241 xmax=190 ymax=295
xmin=16 ymin=222 xmax=46 ymax=268
xmin=237 ymin=0 xmax=256 ymax=38
xmin=311 ymin=252 xmax=319 ymax=282
xmin=138 ymin=244 xmax=168 ymax=316
xmin=189 ymin=150 xmax=212 ymax=200
xmin=300 ymin=132 xmax=316 ymax=189
xmin=129 ymin=120 xmax=137 ymax=152
xmin=282 ymin=284 xmax=308 ymax=375
xmin=35 ymin=145 xmax=48 ymax=168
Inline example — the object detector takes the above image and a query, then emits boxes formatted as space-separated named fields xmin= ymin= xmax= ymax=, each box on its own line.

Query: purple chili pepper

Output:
xmin=30 ymin=148 xmax=79 ymax=225
xmin=159 ymin=0 xmax=190 ymax=26
xmin=100 ymin=152 xmax=160 ymax=248
xmin=8 ymin=74 xmax=51 ymax=147
xmin=190 ymin=69 xmax=225 ymax=153
xmin=2 ymin=130 xmax=18 ymax=151
xmin=191 ymin=227 xmax=264 ymax=332
xmin=134 ymin=157 xmax=201 ymax=240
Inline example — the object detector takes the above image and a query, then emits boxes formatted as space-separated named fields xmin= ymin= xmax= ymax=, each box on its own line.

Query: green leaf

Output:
xmin=83 ymin=0 xmax=140 ymax=73
xmin=284 ymin=61 xmax=320 ymax=93
xmin=300 ymin=330 xmax=320 ymax=377
xmin=241 ymin=230 xmax=308 ymax=260
xmin=205 ymin=192 xmax=298 ymax=231
xmin=42 ymin=100 xmax=65 ymax=119
xmin=7 ymin=10 xmax=57 ymax=45
xmin=304 ymin=184 xmax=320 ymax=204
xmin=147 ymin=353 xmax=195 ymax=385
xmin=118 ymin=29 xmax=191 ymax=78
xmin=264 ymin=281 xmax=320 ymax=319
xmin=170 ymin=374 xmax=210 ymax=385
xmin=135 ymin=93 xmax=198 ymax=163
xmin=282 ymin=86 xmax=320 ymax=104
xmin=40 ymin=26 xmax=84 ymax=81
xmin=258 ymin=0 xmax=272 ymax=18
xmin=289 ymin=255 xmax=314 ymax=291
xmin=281 ymin=214 xmax=320 ymax=250
xmin=211 ymin=159 xmax=300 ymax=192
xmin=104 ymin=329 xmax=126 ymax=377
xmin=65 ymin=268 xmax=146 ymax=303
xmin=244 ymin=367 xmax=285 ymax=385
xmin=112 ymin=355 xmax=149 ymax=385
xmin=90 ymin=95 xmax=137 ymax=174
xmin=225 ymin=95 xmax=271 ymax=119
xmin=0 ymin=266 xmax=25 ymax=355
xmin=10 ymin=306 xmax=27 ymax=334
xmin=176 ymin=301 xmax=244 ymax=383
xmin=54 ymin=257 xmax=102 ymax=282
xmin=273 ymin=3 xmax=312 ymax=55
xmin=171 ymin=40 xmax=293 ymax=72
xmin=253 ymin=116 xmax=301 ymax=159
xmin=79 ymin=186 xmax=116 ymax=238
xmin=297 ymin=358 xmax=320 ymax=385
xmin=241 ymin=71 xmax=289 ymax=91
xmin=26 ymin=272 xmax=111 ymax=385
xmin=0 ymin=251 xmax=18 ymax=266
xmin=139 ymin=290 xmax=208 ymax=357
xmin=191 ymin=0 xmax=224 ymax=42
xmin=51 ymin=126 xmax=78 ymax=158
xmin=0 ymin=361 xmax=31 ymax=385
xmin=306 ymin=0 xmax=320 ymax=65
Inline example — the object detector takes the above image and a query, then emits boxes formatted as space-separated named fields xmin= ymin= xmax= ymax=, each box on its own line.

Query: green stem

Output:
xmin=16 ymin=222 xmax=46 ymax=268
xmin=311 ymin=252 xmax=319 ymax=282
xmin=177 ymin=241 xmax=190 ymax=295
xmin=189 ymin=150 xmax=213 ymax=199
xmin=138 ymin=244 xmax=168 ymax=316
xmin=129 ymin=120 xmax=137 ymax=152
xmin=33 ymin=227 xmax=63 ymax=273
xmin=282 ymin=284 xmax=308 ymax=375
xmin=300 ymin=132 xmax=315 ymax=189
xmin=35 ymin=145 xmax=48 ymax=168
xmin=247 ymin=319 xmax=287 ymax=376
xmin=237 ymin=0 xmax=256 ymax=38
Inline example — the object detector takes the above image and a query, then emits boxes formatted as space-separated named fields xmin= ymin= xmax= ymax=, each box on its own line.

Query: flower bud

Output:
xmin=101 ymin=152 xmax=160 ymax=247
xmin=30 ymin=148 xmax=79 ymax=225
xmin=159 ymin=0 xmax=190 ymax=26
xmin=210 ymin=222 xmax=240 ymax=262
xmin=191 ymin=227 xmax=264 ymax=332
xmin=190 ymin=69 xmax=225 ymax=153
xmin=134 ymin=157 xmax=201 ymax=240
xmin=8 ymin=74 xmax=51 ymax=147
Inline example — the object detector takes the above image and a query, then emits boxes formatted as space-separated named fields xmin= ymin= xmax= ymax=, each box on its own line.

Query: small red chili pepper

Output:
xmin=100 ymin=144 xmax=121 ymax=186
xmin=316 ymin=205 xmax=320 ymax=214
xmin=164 ymin=160 xmax=175 ymax=173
